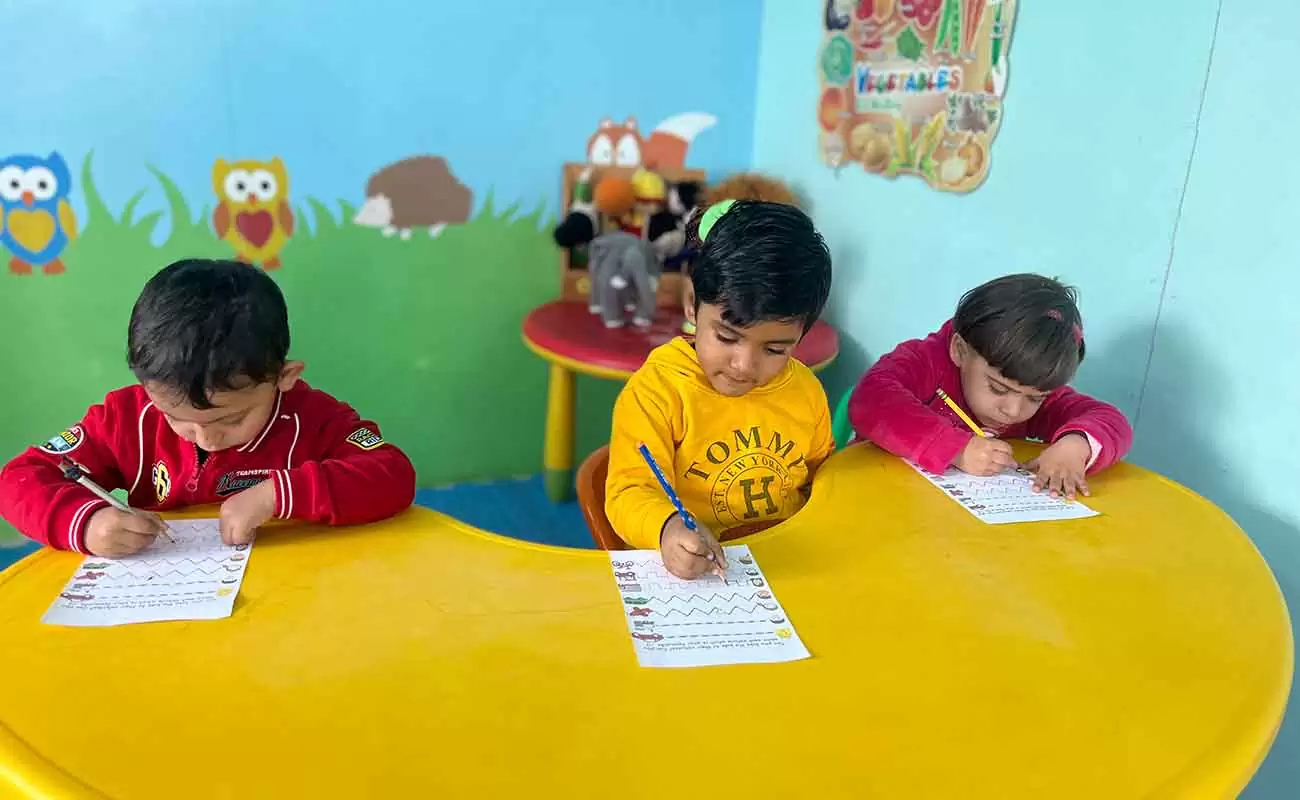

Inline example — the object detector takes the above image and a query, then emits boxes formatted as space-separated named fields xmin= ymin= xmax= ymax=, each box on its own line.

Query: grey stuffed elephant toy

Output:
xmin=587 ymin=231 xmax=663 ymax=329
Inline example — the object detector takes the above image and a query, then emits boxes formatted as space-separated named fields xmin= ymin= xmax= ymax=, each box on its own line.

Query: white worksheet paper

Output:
xmin=610 ymin=545 xmax=810 ymax=668
xmin=42 ymin=519 xmax=252 ymax=627
xmin=908 ymin=461 xmax=1099 ymax=524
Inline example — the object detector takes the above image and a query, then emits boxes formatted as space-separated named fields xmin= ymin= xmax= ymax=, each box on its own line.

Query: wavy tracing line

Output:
xmin=647 ymin=593 xmax=759 ymax=605
xmin=651 ymin=605 xmax=763 ymax=618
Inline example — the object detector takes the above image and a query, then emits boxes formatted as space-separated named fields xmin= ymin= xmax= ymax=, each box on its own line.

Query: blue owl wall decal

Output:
xmin=0 ymin=152 xmax=77 ymax=275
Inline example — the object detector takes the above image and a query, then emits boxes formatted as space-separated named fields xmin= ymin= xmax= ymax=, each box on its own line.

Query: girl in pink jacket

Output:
xmin=848 ymin=274 xmax=1132 ymax=500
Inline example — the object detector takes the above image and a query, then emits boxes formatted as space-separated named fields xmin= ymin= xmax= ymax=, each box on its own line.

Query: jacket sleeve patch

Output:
xmin=38 ymin=425 xmax=85 ymax=455
xmin=345 ymin=427 xmax=385 ymax=451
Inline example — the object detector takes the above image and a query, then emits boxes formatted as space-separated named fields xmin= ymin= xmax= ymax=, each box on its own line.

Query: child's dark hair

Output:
xmin=954 ymin=273 xmax=1086 ymax=391
xmin=685 ymin=200 xmax=831 ymax=332
xmin=128 ymin=259 xmax=290 ymax=408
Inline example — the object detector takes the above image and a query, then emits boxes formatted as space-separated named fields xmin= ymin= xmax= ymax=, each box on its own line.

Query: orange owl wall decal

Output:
xmin=585 ymin=112 xmax=717 ymax=169
xmin=212 ymin=157 xmax=294 ymax=270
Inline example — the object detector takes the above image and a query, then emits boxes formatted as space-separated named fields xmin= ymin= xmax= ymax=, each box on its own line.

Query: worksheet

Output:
xmin=43 ymin=519 xmax=252 ymax=627
xmin=610 ymin=545 xmax=809 ymax=668
xmin=908 ymin=461 xmax=1099 ymax=524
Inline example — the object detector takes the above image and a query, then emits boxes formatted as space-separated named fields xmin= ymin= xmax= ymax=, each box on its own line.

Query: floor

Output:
xmin=0 ymin=475 xmax=595 ymax=570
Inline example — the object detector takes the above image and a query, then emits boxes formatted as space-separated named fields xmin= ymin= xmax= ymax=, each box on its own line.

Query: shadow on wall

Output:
xmin=1111 ymin=323 xmax=1299 ymax=796
xmin=818 ymin=242 xmax=873 ymax=403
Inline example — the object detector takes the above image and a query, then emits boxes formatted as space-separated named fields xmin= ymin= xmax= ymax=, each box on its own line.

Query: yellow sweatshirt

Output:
xmin=606 ymin=337 xmax=834 ymax=549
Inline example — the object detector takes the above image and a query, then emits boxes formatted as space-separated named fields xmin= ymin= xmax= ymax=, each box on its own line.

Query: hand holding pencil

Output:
xmin=937 ymin=389 xmax=1016 ymax=476
xmin=61 ymin=458 xmax=176 ymax=556
xmin=638 ymin=443 xmax=727 ymax=580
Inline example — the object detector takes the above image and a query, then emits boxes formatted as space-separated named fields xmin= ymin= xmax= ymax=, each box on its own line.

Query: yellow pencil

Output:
xmin=936 ymin=389 xmax=987 ymax=438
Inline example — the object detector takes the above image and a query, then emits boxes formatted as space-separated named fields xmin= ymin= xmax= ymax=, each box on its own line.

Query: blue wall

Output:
xmin=0 ymin=0 xmax=763 ymax=497
xmin=1 ymin=0 xmax=759 ymax=230
xmin=753 ymin=0 xmax=1294 ymax=794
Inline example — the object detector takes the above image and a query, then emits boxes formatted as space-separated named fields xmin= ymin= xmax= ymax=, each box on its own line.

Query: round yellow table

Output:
xmin=0 ymin=445 xmax=1290 ymax=799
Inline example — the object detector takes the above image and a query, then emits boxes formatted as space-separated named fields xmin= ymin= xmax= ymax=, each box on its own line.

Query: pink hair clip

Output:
xmin=1045 ymin=309 xmax=1083 ymax=344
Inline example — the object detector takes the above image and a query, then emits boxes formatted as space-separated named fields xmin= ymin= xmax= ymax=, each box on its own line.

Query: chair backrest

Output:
xmin=576 ymin=445 xmax=625 ymax=550
xmin=831 ymin=387 xmax=856 ymax=449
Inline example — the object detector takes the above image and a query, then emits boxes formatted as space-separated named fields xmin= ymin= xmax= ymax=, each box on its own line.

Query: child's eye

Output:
xmin=988 ymin=384 xmax=1008 ymax=395
xmin=716 ymin=334 xmax=739 ymax=345
xmin=765 ymin=348 xmax=790 ymax=356
xmin=1027 ymin=395 xmax=1047 ymax=405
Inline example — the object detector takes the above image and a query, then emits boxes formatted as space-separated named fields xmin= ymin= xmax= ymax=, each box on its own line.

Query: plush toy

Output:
xmin=553 ymin=170 xmax=638 ymax=251
xmin=647 ymin=179 xmax=702 ymax=269
xmin=704 ymin=173 xmax=803 ymax=208
xmin=588 ymin=231 xmax=662 ymax=329
xmin=621 ymin=168 xmax=666 ymax=239
xmin=552 ymin=166 xmax=599 ymax=249
xmin=594 ymin=175 xmax=636 ymax=218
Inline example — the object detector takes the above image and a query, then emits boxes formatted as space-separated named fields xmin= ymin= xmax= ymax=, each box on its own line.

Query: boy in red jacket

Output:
xmin=0 ymin=259 xmax=416 ymax=557
xmin=849 ymin=274 xmax=1132 ymax=500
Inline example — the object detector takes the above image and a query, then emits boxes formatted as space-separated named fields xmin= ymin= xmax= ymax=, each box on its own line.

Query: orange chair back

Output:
xmin=576 ymin=445 xmax=625 ymax=550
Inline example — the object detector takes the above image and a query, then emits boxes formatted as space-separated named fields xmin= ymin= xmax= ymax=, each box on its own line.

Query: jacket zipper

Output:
xmin=186 ymin=442 xmax=212 ymax=496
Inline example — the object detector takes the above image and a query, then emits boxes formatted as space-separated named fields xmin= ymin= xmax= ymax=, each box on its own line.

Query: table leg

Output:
xmin=543 ymin=363 xmax=576 ymax=502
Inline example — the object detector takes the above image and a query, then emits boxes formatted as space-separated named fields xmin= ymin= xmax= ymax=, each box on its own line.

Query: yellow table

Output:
xmin=0 ymin=445 xmax=1290 ymax=799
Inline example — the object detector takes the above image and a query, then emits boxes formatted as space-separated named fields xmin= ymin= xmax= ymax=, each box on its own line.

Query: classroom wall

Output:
xmin=0 ymin=0 xmax=761 ymax=541
xmin=752 ymin=0 xmax=1296 ymax=795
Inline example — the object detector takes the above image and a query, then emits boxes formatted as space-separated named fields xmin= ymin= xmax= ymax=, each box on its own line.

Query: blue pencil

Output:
xmin=637 ymin=443 xmax=697 ymax=532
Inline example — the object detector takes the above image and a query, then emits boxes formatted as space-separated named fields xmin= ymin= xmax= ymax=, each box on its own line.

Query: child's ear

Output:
xmin=277 ymin=361 xmax=306 ymax=391
xmin=948 ymin=334 xmax=967 ymax=368
xmin=682 ymin=279 xmax=696 ymax=323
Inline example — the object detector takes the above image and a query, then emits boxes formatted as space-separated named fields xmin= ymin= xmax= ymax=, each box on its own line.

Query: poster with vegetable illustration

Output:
xmin=818 ymin=0 xmax=1016 ymax=193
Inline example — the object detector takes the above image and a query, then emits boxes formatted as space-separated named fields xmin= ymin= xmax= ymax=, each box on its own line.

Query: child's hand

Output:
xmin=84 ymin=507 xmax=167 ymax=558
xmin=219 ymin=479 xmax=277 ymax=545
xmin=953 ymin=436 xmax=1016 ymax=476
xmin=1024 ymin=434 xmax=1091 ymax=500
xmin=660 ymin=515 xmax=728 ymax=580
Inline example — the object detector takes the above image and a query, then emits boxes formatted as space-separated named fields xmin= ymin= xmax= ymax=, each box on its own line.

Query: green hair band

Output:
xmin=697 ymin=199 xmax=737 ymax=242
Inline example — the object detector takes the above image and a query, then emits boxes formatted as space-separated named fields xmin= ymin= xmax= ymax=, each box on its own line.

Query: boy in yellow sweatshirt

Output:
xmin=606 ymin=199 xmax=834 ymax=579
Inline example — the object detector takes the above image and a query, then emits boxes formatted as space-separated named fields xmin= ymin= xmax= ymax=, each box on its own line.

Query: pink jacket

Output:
xmin=848 ymin=321 xmax=1133 ymax=474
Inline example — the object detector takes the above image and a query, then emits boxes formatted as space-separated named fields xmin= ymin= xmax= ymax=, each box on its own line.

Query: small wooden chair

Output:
xmin=576 ymin=445 xmax=625 ymax=550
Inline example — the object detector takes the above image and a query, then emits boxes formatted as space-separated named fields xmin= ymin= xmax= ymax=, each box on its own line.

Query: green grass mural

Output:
xmin=0 ymin=155 xmax=621 ymax=543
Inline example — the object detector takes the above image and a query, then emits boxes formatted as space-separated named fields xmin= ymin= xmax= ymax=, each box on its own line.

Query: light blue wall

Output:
xmin=0 ymin=0 xmax=760 ymax=227
xmin=754 ymin=0 xmax=1294 ymax=795
xmin=1133 ymin=2 xmax=1300 ymax=792
xmin=0 ymin=0 xmax=763 ymax=489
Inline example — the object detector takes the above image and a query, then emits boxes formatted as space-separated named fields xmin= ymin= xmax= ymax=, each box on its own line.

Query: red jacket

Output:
xmin=849 ymin=321 xmax=1133 ymax=474
xmin=0 ymin=382 xmax=416 ymax=552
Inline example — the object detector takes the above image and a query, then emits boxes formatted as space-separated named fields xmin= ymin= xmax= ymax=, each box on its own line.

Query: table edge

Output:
xmin=521 ymin=331 xmax=837 ymax=379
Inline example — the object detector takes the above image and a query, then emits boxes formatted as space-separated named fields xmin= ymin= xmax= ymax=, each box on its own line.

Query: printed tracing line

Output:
xmin=43 ymin=517 xmax=255 ymax=627
xmin=940 ymin=470 xmax=1072 ymax=503
xmin=611 ymin=545 xmax=810 ymax=667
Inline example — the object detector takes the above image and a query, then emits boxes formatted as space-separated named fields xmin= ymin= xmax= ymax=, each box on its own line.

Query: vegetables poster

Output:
xmin=818 ymin=0 xmax=1016 ymax=193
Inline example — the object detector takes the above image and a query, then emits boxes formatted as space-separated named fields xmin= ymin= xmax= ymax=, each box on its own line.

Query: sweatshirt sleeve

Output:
xmin=848 ymin=337 xmax=972 ymax=473
xmin=1026 ymin=386 xmax=1134 ymax=473
xmin=605 ymin=376 xmax=682 ymax=550
xmin=271 ymin=400 xmax=416 ymax=526
xmin=0 ymin=400 xmax=129 ymax=552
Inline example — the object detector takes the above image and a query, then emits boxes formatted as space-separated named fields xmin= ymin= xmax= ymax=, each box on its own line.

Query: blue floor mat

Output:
xmin=0 ymin=541 xmax=39 ymax=571
xmin=415 ymin=475 xmax=594 ymax=550
xmin=0 ymin=475 xmax=596 ymax=571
